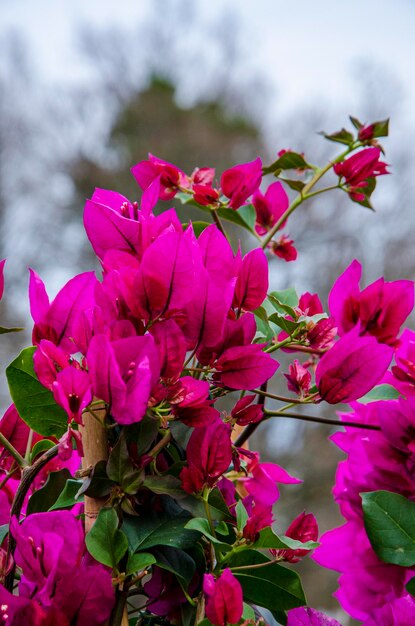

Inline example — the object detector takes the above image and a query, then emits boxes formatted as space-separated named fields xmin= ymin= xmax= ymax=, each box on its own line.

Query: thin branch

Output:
xmin=265 ymin=410 xmax=381 ymax=431
xmin=0 ymin=431 xmax=26 ymax=468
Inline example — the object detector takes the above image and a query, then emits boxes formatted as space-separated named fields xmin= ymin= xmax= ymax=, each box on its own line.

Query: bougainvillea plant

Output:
xmin=0 ymin=116 xmax=414 ymax=626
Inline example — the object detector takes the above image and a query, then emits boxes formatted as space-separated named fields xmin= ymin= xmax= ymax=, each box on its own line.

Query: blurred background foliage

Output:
xmin=1 ymin=2 xmax=415 ymax=622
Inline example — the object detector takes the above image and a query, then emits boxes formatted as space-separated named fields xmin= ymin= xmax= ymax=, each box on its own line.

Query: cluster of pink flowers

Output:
xmin=0 ymin=118 xmax=408 ymax=625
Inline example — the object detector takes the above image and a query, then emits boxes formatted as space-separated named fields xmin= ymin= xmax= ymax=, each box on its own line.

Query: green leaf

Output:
xmin=253 ymin=526 xmax=318 ymax=551
xmin=279 ymin=178 xmax=306 ymax=192
xmin=143 ymin=475 xmax=184 ymax=499
xmin=321 ymin=128 xmax=355 ymax=146
xmin=362 ymin=490 xmax=415 ymax=566
xmin=0 ymin=326 xmax=24 ymax=334
xmin=242 ymin=603 xmax=256 ymax=621
xmin=27 ymin=469 xmax=71 ymax=514
xmin=125 ymin=552 xmax=156 ymax=576
xmin=77 ymin=460 xmax=116 ymax=499
xmin=352 ymin=177 xmax=377 ymax=210
xmin=107 ymin=434 xmax=143 ymax=494
xmin=270 ymin=288 xmax=299 ymax=308
xmin=6 ymin=347 xmax=68 ymax=437
xmin=360 ymin=384 xmax=400 ymax=403
xmin=0 ymin=524 xmax=9 ymax=545
xmin=253 ymin=307 xmax=274 ymax=341
xmin=235 ymin=500 xmax=249 ymax=532
xmin=371 ymin=118 xmax=389 ymax=138
xmin=406 ymin=576 xmax=415 ymax=598
xmin=349 ymin=115 xmax=363 ymax=130
xmin=182 ymin=221 xmax=211 ymax=237
xmin=49 ymin=479 xmax=83 ymax=510
xmin=237 ymin=204 xmax=256 ymax=231
xmin=152 ymin=546 xmax=196 ymax=586
xmin=125 ymin=418 xmax=159 ymax=457
xmin=180 ymin=488 xmax=232 ymax=522
xmin=268 ymin=313 xmax=303 ymax=336
xmin=122 ymin=512 xmax=200 ymax=553
xmin=184 ymin=518 xmax=233 ymax=552
xmin=30 ymin=439 xmax=56 ymax=462
xmin=230 ymin=550 xmax=306 ymax=612
xmin=85 ymin=508 xmax=128 ymax=568
xmin=216 ymin=206 xmax=256 ymax=235
xmin=263 ymin=152 xmax=311 ymax=175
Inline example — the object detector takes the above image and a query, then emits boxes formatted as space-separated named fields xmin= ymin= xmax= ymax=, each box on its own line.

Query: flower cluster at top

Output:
xmin=1 ymin=116 xmax=412 ymax=626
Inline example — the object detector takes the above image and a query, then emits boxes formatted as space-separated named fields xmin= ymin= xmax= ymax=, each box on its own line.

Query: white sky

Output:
xmin=2 ymin=0 xmax=415 ymax=120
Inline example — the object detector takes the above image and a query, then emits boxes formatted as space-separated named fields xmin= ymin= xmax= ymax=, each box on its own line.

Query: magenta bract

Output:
xmin=203 ymin=569 xmax=243 ymax=626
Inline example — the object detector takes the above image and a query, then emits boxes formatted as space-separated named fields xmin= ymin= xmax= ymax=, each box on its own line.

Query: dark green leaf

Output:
xmin=321 ymin=128 xmax=355 ymax=146
xmin=0 ymin=326 xmax=23 ymax=334
xmin=125 ymin=552 xmax=156 ymax=576
xmin=0 ymin=524 xmax=8 ymax=545
xmin=6 ymin=347 xmax=67 ymax=437
xmin=360 ymin=384 xmax=400 ymax=403
xmin=352 ymin=177 xmax=377 ymax=210
xmin=125 ymin=418 xmax=159 ymax=457
xmin=279 ymin=178 xmax=306 ymax=192
xmin=122 ymin=512 xmax=200 ymax=553
xmin=30 ymin=439 xmax=56 ymax=462
xmin=362 ymin=490 xmax=415 ymax=566
xmin=230 ymin=550 xmax=306 ymax=612
xmin=152 ymin=546 xmax=196 ymax=586
xmin=27 ymin=469 xmax=71 ymax=514
xmin=180 ymin=488 xmax=232 ymax=522
xmin=77 ymin=459 xmax=116 ymax=499
xmin=85 ymin=508 xmax=128 ymax=568
xmin=263 ymin=152 xmax=311 ymax=175
xmin=107 ymin=434 xmax=143 ymax=494
xmin=406 ymin=576 xmax=415 ymax=598
xmin=371 ymin=118 xmax=389 ymax=138
xmin=49 ymin=479 xmax=83 ymax=510
xmin=143 ymin=475 xmax=184 ymax=498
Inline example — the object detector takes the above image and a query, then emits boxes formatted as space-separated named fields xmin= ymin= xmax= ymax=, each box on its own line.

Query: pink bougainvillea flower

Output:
xmin=233 ymin=248 xmax=268 ymax=312
xmin=242 ymin=496 xmax=274 ymax=542
xmin=287 ymin=607 xmax=342 ymax=626
xmin=316 ymin=326 xmax=393 ymax=404
xmin=196 ymin=312 xmax=257 ymax=366
xmin=0 ymin=258 xmax=6 ymax=301
xmin=328 ymin=259 xmax=414 ymax=345
xmin=334 ymin=147 xmax=388 ymax=188
xmin=169 ymin=376 xmax=219 ymax=427
xmin=52 ymin=366 xmax=93 ymax=425
xmin=34 ymin=340 xmax=72 ymax=390
xmin=231 ymin=395 xmax=263 ymax=426
xmin=9 ymin=511 xmax=114 ymax=626
xmin=144 ymin=567 xmax=190 ymax=618
xmin=180 ymin=420 xmax=232 ymax=494
xmin=58 ymin=427 xmax=84 ymax=460
xmin=149 ymin=319 xmax=186 ymax=383
xmin=220 ymin=157 xmax=262 ymax=209
xmin=364 ymin=595 xmax=415 ymax=626
xmin=0 ymin=405 xmax=39 ymax=474
xmin=203 ymin=569 xmax=243 ymax=626
xmin=87 ymin=333 xmax=159 ymax=425
xmin=190 ymin=167 xmax=215 ymax=185
xmin=297 ymin=292 xmax=324 ymax=316
xmin=252 ymin=181 xmax=289 ymax=235
xmin=214 ymin=343 xmax=279 ymax=390
xmin=284 ymin=360 xmax=312 ymax=397
xmin=389 ymin=328 xmax=415 ymax=394
xmin=192 ymin=184 xmax=220 ymax=207
xmin=131 ymin=153 xmax=189 ymax=200
xmin=29 ymin=269 xmax=98 ymax=353
xmin=269 ymin=234 xmax=297 ymax=261
xmin=271 ymin=511 xmax=318 ymax=563
xmin=240 ymin=452 xmax=301 ymax=506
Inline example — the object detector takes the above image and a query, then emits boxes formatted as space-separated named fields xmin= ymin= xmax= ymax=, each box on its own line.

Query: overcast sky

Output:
xmin=2 ymin=0 xmax=415 ymax=122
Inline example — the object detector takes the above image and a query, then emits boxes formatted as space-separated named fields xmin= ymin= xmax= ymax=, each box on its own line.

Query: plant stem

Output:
xmin=211 ymin=210 xmax=228 ymax=239
xmin=148 ymin=431 xmax=171 ymax=458
xmin=4 ymin=444 xmax=59 ymax=591
xmin=253 ymin=388 xmax=309 ymax=404
xmin=264 ymin=409 xmax=381 ymax=430
xmin=0 ymin=431 xmax=27 ymax=468
xmin=230 ymin=558 xmax=279 ymax=572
